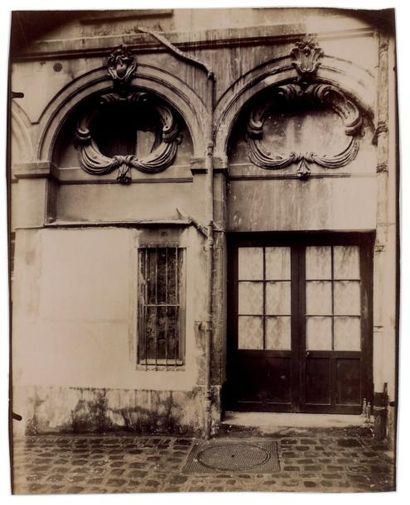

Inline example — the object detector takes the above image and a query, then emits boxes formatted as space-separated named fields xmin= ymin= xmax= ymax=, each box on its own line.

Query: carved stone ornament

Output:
xmin=107 ymin=44 xmax=137 ymax=93
xmin=247 ymin=83 xmax=363 ymax=179
xmin=290 ymin=38 xmax=324 ymax=81
xmin=75 ymin=92 xmax=181 ymax=184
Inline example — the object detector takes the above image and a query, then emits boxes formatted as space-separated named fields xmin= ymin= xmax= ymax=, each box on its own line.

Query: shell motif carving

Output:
xmin=290 ymin=39 xmax=324 ymax=81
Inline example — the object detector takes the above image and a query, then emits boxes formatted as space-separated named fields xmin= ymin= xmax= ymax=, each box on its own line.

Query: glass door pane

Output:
xmin=237 ymin=246 xmax=291 ymax=351
xmin=305 ymin=245 xmax=362 ymax=351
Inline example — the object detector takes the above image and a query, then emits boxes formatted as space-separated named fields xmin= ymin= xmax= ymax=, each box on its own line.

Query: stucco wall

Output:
xmin=12 ymin=226 xmax=208 ymax=434
xmin=228 ymin=177 xmax=377 ymax=232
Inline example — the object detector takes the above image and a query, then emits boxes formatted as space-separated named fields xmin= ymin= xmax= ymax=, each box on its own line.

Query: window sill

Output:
xmin=136 ymin=360 xmax=184 ymax=371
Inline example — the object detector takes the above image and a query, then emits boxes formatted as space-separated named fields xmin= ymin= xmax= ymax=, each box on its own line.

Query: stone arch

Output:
xmin=11 ymin=101 xmax=34 ymax=164
xmin=37 ymin=64 xmax=208 ymax=162
xmin=213 ymin=54 xmax=376 ymax=166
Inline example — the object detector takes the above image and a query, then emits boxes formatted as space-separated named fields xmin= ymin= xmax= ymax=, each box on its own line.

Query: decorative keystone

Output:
xmin=107 ymin=45 xmax=137 ymax=92
xmin=290 ymin=38 xmax=324 ymax=80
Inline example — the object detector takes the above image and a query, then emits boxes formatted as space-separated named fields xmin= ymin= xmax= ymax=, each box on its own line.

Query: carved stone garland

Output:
xmin=247 ymin=39 xmax=363 ymax=179
xmin=75 ymin=45 xmax=181 ymax=184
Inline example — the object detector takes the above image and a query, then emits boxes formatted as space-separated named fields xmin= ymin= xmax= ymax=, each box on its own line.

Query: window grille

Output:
xmin=138 ymin=247 xmax=184 ymax=368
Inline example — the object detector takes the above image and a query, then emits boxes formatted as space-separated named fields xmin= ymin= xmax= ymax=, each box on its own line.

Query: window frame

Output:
xmin=136 ymin=244 xmax=186 ymax=370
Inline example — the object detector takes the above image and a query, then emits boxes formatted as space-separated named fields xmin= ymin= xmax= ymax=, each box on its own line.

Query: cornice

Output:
xmin=11 ymin=26 xmax=375 ymax=62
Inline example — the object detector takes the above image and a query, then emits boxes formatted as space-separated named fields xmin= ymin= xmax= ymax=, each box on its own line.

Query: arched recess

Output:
xmin=214 ymin=52 xmax=376 ymax=167
xmin=37 ymin=64 xmax=208 ymax=164
xmin=11 ymin=101 xmax=34 ymax=164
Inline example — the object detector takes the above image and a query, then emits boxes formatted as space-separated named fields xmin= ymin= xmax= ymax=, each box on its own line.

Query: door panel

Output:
xmin=336 ymin=358 xmax=361 ymax=405
xmin=234 ymin=353 xmax=293 ymax=408
xmin=226 ymin=234 xmax=373 ymax=414
xmin=304 ymin=357 xmax=331 ymax=405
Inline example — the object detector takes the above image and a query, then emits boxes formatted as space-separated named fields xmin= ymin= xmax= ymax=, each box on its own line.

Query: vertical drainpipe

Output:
xmin=136 ymin=28 xmax=216 ymax=439
xmin=204 ymin=75 xmax=216 ymax=439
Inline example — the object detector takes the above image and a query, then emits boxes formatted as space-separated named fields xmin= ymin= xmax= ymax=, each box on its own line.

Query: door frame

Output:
xmin=224 ymin=230 xmax=375 ymax=414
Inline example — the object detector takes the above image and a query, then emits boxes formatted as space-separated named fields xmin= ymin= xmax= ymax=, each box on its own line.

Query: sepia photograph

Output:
xmin=6 ymin=3 xmax=400 ymax=496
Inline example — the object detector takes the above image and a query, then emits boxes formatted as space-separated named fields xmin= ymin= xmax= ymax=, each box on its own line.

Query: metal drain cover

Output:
xmin=197 ymin=443 xmax=269 ymax=471
xmin=182 ymin=440 xmax=280 ymax=474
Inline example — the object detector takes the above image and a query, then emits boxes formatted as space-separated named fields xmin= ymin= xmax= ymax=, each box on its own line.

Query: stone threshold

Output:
xmin=222 ymin=411 xmax=370 ymax=433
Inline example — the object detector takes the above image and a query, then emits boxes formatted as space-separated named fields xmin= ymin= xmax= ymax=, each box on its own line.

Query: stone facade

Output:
xmin=9 ymin=8 xmax=398 ymax=444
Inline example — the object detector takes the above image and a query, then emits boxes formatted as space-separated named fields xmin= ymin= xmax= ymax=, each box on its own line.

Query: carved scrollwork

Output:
xmin=247 ymin=82 xmax=363 ymax=179
xmin=75 ymin=91 xmax=181 ymax=184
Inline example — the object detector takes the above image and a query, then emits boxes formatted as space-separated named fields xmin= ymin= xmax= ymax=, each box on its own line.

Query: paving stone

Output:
xmin=111 ymin=469 xmax=125 ymax=476
xmin=337 ymin=438 xmax=361 ymax=448
xmin=363 ymin=451 xmax=378 ymax=457
xmin=46 ymin=474 xmax=66 ymax=482
xmin=370 ymin=464 xmax=392 ymax=473
xmin=12 ymin=429 xmax=395 ymax=494
xmin=145 ymin=480 xmax=161 ymax=487
xmin=322 ymin=473 xmax=341 ymax=479
xmin=170 ymin=475 xmax=188 ymax=484
xmin=129 ymin=462 xmax=147 ymax=468
xmin=72 ymin=459 xmax=88 ymax=465
xmin=87 ymin=478 xmax=104 ymax=484
xmin=26 ymin=473 xmax=46 ymax=481
xmin=127 ymin=470 xmax=148 ymax=478
xmin=66 ymin=486 xmax=85 ymax=493
xmin=28 ymin=484 xmax=46 ymax=492
xmin=320 ymin=480 xmax=334 ymax=487
xmin=106 ymin=478 xmax=127 ymax=486
xmin=110 ymin=461 xmax=125 ymax=467
xmin=304 ymin=464 xmax=322 ymax=471
xmin=304 ymin=481 xmax=318 ymax=488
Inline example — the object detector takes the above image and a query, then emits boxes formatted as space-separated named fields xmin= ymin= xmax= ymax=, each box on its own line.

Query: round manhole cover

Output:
xmin=196 ymin=443 xmax=270 ymax=471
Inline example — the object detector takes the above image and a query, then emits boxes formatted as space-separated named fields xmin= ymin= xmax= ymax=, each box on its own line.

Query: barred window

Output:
xmin=138 ymin=247 xmax=184 ymax=368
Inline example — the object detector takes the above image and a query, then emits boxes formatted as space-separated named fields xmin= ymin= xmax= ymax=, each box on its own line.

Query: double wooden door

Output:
xmin=226 ymin=234 xmax=373 ymax=414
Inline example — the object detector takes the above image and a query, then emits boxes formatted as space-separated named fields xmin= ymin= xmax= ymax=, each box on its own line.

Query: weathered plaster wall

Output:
xmin=12 ymin=226 xmax=208 ymax=434
xmin=13 ymin=386 xmax=205 ymax=437
xmin=54 ymin=180 xmax=206 ymax=223
xmin=228 ymin=177 xmax=377 ymax=232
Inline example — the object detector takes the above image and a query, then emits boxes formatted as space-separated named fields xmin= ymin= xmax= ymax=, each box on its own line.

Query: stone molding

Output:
xmin=214 ymin=52 xmax=375 ymax=163
xmin=37 ymin=65 xmax=208 ymax=163
xmin=12 ymin=25 xmax=375 ymax=61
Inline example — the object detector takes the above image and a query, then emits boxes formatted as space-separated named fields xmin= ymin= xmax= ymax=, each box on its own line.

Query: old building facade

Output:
xmin=9 ymin=9 xmax=398 ymax=443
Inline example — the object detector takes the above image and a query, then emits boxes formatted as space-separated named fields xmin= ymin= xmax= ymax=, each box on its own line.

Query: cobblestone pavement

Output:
xmin=12 ymin=426 xmax=395 ymax=494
